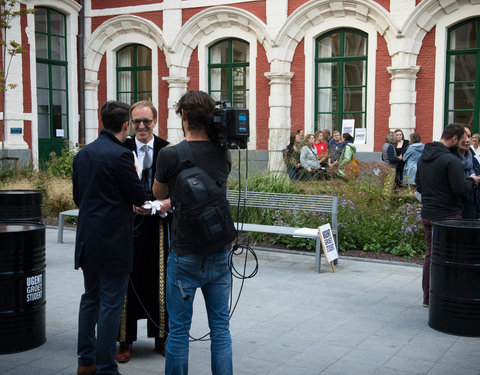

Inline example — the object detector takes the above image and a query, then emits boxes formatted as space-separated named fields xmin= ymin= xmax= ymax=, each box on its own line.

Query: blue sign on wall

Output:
xmin=10 ymin=128 xmax=22 ymax=134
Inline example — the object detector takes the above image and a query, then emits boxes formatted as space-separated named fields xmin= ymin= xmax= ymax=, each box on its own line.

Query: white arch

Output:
xmin=166 ymin=7 xmax=273 ymax=148
xmin=273 ymin=0 xmax=398 ymax=71
xmin=170 ymin=6 xmax=273 ymax=76
xmin=270 ymin=0 xmax=397 ymax=152
xmin=84 ymin=15 xmax=169 ymax=81
xmin=83 ymin=15 xmax=169 ymax=142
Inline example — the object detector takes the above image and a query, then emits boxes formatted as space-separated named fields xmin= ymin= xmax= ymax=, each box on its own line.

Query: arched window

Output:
xmin=116 ymin=44 xmax=152 ymax=104
xmin=315 ymin=29 xmax=367 ymax=133
xmin=208 ymin=39 xmax=249 ymax=108
xmin=35 ymin=7 xmax=68 ymax=165
xmin=445 ymin=18 xmax=480 ymax=132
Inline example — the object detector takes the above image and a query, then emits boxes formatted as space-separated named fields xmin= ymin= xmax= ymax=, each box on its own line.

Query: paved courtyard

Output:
xmin=1 ymin=227 xmax=479 ymax=374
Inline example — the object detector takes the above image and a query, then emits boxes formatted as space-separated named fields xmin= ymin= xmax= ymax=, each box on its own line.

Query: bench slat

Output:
xmin=227 ymin=190 xmax=336 ymax=213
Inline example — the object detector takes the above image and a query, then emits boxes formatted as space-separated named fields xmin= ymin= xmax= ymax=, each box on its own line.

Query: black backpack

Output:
xmin=171 ymin=141 xmax=236 ymax=255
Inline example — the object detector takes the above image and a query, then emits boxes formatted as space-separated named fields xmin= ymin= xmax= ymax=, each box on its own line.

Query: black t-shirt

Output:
xmin=155 ymin=140 xmax=231 ymax=254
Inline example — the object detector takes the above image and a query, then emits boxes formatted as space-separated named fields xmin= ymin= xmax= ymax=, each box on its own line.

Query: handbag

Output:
xmin=343 ymin=145 xmax=360 ymax=180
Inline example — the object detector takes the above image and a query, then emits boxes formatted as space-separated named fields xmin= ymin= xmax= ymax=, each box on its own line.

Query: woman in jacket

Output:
xmin=299 ymin=133 xmax=321 ymax=180
xmin=283 ymin=131 xmax=302 ymax=180
xmin=456 ymin=125 xmax=480 ymax=219
xmin=402 ymin=132 xmax=424 ymax=185
xmin=394 ymin=129 xmax=409 ymax=187
xmin=337 ymin=133 xmax=356 ymax=180
xmin=382 ymin=131 xmax=401 ymax=191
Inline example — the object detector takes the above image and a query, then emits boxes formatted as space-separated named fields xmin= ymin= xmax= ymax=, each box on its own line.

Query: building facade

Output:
xmin=1 ymin=0 xmax=479 ymax=171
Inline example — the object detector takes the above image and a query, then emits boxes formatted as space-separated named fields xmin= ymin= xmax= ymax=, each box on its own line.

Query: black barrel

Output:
xmin=0 ymin=190 xmax=42 ymax=223
xmin=0 ymin=223 xmax=46 ymax=353
xmin=429 ymin=219 xmax=480 ymax=336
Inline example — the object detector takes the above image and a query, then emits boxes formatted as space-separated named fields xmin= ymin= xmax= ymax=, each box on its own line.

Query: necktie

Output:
xmin=142 ymin=144 xmax=151 ymax=170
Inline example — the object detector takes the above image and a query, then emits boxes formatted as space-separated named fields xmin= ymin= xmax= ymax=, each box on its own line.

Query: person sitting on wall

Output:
xmin=327 ymin=130 xmax=344 ymax=177
xmin=283 ymin=131 xmax=302 ymax=180
xmin=299 ymin=133 xmax=322 ymax=180
xmin=313 ymin=130 xmax=328 ymax=170
xmin=337 ymin=133 xmax=356 ymax=180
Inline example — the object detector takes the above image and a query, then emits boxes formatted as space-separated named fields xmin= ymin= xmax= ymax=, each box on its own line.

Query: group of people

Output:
xmin=382 ymin=129 xmax=425 ymax=188
xmin=73 ymin=91 xmax=233 ymax=375
xmin=283 ymin=128 xmax=356 ymax=181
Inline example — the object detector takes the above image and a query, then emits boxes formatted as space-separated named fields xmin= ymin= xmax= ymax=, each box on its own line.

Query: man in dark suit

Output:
xmin=116 ymin=101 xmax=171 ymax=361
xmin=73 ymin=100 xmax=147 ymax=375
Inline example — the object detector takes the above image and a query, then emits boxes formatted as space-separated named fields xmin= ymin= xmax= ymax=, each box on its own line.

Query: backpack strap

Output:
xmin=174 ymin=140 xmax=224 ymax=186
xmin=175 ymin=140 xmax=195 ymax=169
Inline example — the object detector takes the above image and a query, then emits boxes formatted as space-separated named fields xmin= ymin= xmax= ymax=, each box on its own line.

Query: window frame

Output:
xmin=208 ymin=38 xmax=249 ymax=108
xmin=314 ymin=28 xmax=368 ymax=133
xmin=116 ymin=44 xmax=153 ymax=104
xmin=35 ymin=6 xmax=69 ymax=140
xmin=444 ymin=18 xmax=480 ymax=133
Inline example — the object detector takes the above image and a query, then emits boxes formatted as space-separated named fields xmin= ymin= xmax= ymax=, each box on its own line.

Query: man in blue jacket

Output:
xmin=73 ymin=100 xmax=147 ymax=375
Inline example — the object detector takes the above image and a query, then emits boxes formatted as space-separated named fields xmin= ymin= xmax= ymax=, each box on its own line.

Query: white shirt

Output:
xmin=135 ymin=137 xmax=154 ymax=169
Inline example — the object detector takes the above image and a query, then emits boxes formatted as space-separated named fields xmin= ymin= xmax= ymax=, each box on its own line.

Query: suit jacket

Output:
xmin=124 ymin=134 xmax=169 ymax=201
xmin=73 ymin=129 xmax=147 ymax=272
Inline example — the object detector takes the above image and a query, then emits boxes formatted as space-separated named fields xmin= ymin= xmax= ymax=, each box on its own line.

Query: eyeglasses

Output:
xmin=132 ymin=118 xmax=154 ymax=126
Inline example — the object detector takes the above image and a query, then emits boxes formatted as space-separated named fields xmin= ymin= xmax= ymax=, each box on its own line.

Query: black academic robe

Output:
xmin=118 ymin=135 xmax=171 ymax=342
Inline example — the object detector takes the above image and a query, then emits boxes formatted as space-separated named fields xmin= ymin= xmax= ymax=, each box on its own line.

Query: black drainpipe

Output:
xmin=77 ymin=0 xmax=85 ymax=146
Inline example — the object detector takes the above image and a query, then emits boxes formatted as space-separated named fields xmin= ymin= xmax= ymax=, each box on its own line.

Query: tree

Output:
xmin=0 ymin=1 xmax=34 ymax=168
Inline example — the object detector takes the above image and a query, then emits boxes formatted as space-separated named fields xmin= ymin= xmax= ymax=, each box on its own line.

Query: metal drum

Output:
xmin=0 ymin=223 xmax=46 ymax=353
xmin=429 ymin=219 xmax=480 ymax=336
xmin=0 ymin=190 xmax=42 ymax=223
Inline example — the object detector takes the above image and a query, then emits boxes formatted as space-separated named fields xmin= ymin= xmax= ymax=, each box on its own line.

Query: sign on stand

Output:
xmin=318 ymin=223 xmax=338 ymax=272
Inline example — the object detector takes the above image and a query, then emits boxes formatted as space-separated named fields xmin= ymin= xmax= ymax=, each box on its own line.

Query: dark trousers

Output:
xmin=78 ymin=270 xmax=129 ymax=375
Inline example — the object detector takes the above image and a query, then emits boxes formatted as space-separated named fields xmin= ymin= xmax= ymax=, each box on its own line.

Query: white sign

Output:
xmin=342 ymin=119 xmax=354 ymax=137
xmin=354 ymin=128 xmax=366 ymax=144
xmin=318 ymin=223 xmax=338 ymax=263
xmin=56 ymin=129 xmax=65 ymax=137
xmin=25 ymin=274 xmax=43 ymax=302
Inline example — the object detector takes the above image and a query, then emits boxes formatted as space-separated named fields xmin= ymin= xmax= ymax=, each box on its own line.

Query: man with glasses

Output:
xmin=116 ymin=101 xmax=171 ymax=362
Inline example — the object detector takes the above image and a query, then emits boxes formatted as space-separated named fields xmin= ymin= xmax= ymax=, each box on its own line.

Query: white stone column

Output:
xmin=264 ymin=72 xmax=294 ymax=174
xmin=162 ymin=76 xmax=190 ymax=144
xmin=387 ymin=66 xmax=420 ymax=136
xmin=84 ymin=79 xmax=100 ymax=145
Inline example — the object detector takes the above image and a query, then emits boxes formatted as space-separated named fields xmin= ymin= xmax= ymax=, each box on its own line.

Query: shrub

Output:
xmin=228 ymin=163 xmax=425 ymax=258
xmin=46 ymin=142 xmax=77 ymax=178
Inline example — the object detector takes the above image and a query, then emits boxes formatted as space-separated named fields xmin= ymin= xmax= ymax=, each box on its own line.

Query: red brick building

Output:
xmin=1 ymin=0 xmax=479 ymax=171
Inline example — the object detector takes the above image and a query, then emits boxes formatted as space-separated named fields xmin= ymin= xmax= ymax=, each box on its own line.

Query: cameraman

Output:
xmin=153 ymin=91 xmax=233 ymax=375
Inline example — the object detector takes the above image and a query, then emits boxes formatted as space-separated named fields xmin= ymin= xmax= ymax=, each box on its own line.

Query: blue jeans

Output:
xmin=165 ymin=251 xmax=232 ymax=375
xmin=77 ymin=270 xmax=129 ymax=375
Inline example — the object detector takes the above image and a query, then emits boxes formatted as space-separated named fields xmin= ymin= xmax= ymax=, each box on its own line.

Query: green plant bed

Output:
xmin=229 ymin=162 xmax=425 ymax=259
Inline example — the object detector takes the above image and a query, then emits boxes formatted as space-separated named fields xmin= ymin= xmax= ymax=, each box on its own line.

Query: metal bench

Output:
xmin=227 ymin=190 xmax=338 ymax=273
xmin=57 ymin=209 xmax=79 ymax=243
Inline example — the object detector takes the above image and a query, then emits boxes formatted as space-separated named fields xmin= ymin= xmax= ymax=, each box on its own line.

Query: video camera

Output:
xmin=210 ymin=100 xmax=249 ymax=149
